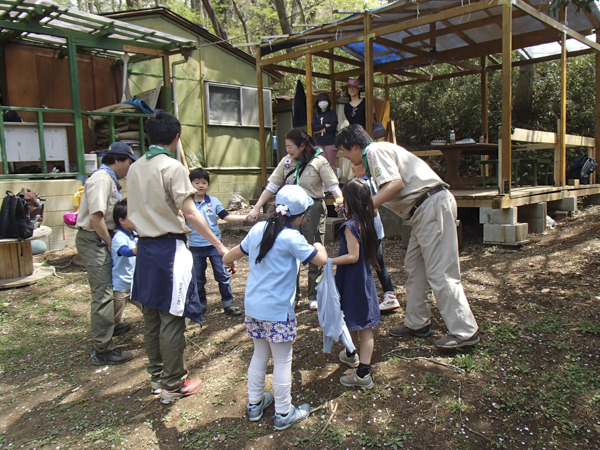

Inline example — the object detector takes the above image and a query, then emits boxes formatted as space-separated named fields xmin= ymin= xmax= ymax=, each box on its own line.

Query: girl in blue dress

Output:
xmin=223 ymin=185 xmax=328 ymax=430
xmin=331 ymin=178 xmax=381 ymax=388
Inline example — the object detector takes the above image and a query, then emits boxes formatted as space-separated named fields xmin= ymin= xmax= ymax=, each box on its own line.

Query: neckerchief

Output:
xmin=361 ymin=142 xmax=375 ymax=178
xmin=294 ymin=148 xmax=323 ymax=185
xmin=95 ymin=164 xmax=122 ymax=201
xmin=145 ymin=145 xmax=173 ymax=159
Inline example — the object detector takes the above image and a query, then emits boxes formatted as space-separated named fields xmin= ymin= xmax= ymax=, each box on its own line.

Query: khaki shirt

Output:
xmin=126 ymin=154 xmax=197 ymax=237
xmin=269 ymin=154 xmax=338 ymax=199
xmin=76 ymin=170 xmax=119 ymax=231
xmin=366 ymin=142 xmax=447 ymax=219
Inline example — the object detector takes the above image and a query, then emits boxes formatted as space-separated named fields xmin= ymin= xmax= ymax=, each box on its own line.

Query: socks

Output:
xmin=356 ymin=363 xmax=371 ymax=379
xmin=345 ymin=349 xmax=357 ymax=358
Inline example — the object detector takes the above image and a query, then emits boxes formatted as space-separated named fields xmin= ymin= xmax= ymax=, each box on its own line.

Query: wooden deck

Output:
xmin=452 ymin=184 xmax=600 ymax=209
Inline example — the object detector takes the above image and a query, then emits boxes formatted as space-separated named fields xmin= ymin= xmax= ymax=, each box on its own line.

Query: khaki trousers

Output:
xmin=113 ymin=290 xmax=142 ymax=324
xmin=76 ymin=229 xmax=115 ymax=353
xmin=142 ymin=306 xmax=188 ymax=390
xmin=297 ymin=200 xmax=326 ymax=301
xmin=404 ymin=191 xmax=478 ymax=339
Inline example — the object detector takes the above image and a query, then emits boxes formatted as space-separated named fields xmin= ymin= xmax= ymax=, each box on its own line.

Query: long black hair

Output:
xmin=342 ymin=178 xmax=379 ymax=270
xmin=255 ymin=205 xmax=309 ymax=264
xmin=286 ymin=128 xmax=317 ymax=161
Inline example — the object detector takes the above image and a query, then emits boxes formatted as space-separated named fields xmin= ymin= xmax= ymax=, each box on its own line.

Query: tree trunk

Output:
xmin=294 ymin=0 xmax=306 ymax=24
xmin=272 ymin=0 xmax=292 ymax=35
xmin=513 ymin=64 xmax=534 ymax=126
xmin=199 ymin=0 xmax=228 ymax=41
xmin=232 ymin=0 xmax=252 ymax=55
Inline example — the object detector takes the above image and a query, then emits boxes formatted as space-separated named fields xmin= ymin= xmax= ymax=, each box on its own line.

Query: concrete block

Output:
xmin=479 ymin=206 xmax=518 ymax=225
xmin=548 ymin=196 xmax=577 ymax=212
xmin=518 ymin=202 xmax=547 ymax=233
xmin=484 ymin=223 xmax=529 ymax=245
xmin=549 ymin=210 xmax=570 ymax=221
xmin=378 ymin=205 xmax=403 ymax=239
xmin=325 ymin=217 xmax=346 ymax=242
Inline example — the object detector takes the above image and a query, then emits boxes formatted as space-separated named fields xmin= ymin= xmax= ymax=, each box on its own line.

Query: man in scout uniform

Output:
xmin=336 ymin=125 xmax=479 ymax=349
xmin=76 ymin=142 xmax=137 ymax=365
xmin=127 ymin=112 xmax=232 ymax=404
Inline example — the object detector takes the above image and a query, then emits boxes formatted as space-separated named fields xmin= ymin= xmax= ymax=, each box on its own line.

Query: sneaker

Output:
xmin=273 ymin=403 xmax=311 ymax=431
xmin=224 ymin=306 xmax=242 ymax=316
xmin=308 ymin=300 xmax=318 ymax=311
xmin=434 ymin=333 xmax=480 ymax=349
xmin=151 ymin=381 xmax=161 ymax=395
xmin=379 ymin=293 xmax=400 ymax=312
xmin=389 ymin=323 xmax=431 ymax=338
xmin=340 ymin=371 xmax=374 ymax=389
xmin=338 ymin=349 xmax=359 ymax=368
xmin=91 ymin=348 xmax=133 ymax=366
xmin=161 ymin=378 xmax=202 ymax=405
xmin=247 ymin=391 xmax=274 ymax=421
xmin=113 ymin=322 xmax=132 ymax=336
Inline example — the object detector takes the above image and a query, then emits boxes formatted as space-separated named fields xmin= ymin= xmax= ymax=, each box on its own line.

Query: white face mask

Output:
xmin=318 ymin=101 xmax=328 ymax=109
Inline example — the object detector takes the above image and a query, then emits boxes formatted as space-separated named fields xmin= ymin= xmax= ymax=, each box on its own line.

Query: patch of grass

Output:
xmin=525 ymin=314 xmax=563 ymax=334
xmin=577 ymin=321 xmax=600 ymax=335
xmin=448 ymin=397 xmax=467 ymax=414
xmin=453 ymin=354 xmax=480 ymax=372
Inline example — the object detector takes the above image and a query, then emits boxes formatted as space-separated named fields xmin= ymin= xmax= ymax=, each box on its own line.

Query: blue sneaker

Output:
xmin=247 ymin=391 xmax=274 ymax=421
xmin=273 ymin=403 xmax=311 ymax=430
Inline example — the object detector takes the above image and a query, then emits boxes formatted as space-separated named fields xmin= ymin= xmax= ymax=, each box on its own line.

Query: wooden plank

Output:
xmin=18 ymin=241 xmax=33 ymax=277
xmin=500 ymin=1 xmax=512 ymax=194
xmin=481 ymin=56 xmax=488 ymax=143
xmin=0 ymin=244 xmax=8 ymax=279
xmin=365 ymin=14 xmax=374 ymax=139
xmin=256 ymin=47 xmax=267 ymax=186
xmin=557 ymin=24 xmax=567 ymax=187
xmin=8 ymin=242 xmax=19 ymax=279
xmin=330 ymin=50 xmax=336 ymax=111
xmin=313 ymin=50 xmax=363 ymax=67
xmin=511 ymin=127 xmax=557 ymax=143
xmin=263 ymin=64 xmax=330 ymax=79
xmin=411 ymin=150 xmax=443 ymax=156
xmin=513 ymin=0 xmax=600 ymax=53
xmin=595 ymin=31 xmax=600 ymax=184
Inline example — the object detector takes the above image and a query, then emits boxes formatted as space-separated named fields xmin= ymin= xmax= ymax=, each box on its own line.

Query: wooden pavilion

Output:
xmin=253 ymin=0 xmax=600 ymax=216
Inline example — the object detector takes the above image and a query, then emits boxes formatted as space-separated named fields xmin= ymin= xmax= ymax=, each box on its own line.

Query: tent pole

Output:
xmin=257 ymin=46 xmax=267 ymax=186
xmin=500 ymin=1 xmax=512 ymax=194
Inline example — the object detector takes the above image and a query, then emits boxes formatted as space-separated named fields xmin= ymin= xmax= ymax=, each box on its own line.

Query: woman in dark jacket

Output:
xmin=311 ymin=92 xmax=339 ymax=175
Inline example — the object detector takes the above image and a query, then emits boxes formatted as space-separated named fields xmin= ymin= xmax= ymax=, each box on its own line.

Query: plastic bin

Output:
xmin=84 ymin=154 xmax=98 ymax=173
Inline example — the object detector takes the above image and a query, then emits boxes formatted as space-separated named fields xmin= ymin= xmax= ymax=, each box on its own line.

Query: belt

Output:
xmin=409 ymin=185 xmax=446 ymax=218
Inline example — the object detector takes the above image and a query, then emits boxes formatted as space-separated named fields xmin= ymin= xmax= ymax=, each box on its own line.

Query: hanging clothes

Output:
xmin=292 ymin=80 xmax=307 ymax=128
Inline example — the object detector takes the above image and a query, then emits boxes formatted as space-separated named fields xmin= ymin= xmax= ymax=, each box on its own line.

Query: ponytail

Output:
xmin=286 ymin=127 xmax=317 ymax=160
xmin=256 ymin=207 xmax=309 ymax=264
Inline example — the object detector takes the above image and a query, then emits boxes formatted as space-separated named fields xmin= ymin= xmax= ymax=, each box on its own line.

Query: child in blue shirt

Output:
xmin=223 ymin=185 xmax=328 ymax=430
xmin=187 ymin=168 xmax=247 ymax=316
xmin=111 ymin=199 xmax=142 ymax=335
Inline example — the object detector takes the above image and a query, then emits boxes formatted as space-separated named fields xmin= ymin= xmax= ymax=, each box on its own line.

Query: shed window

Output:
xmin=206 ymin=82 xmax=271 ymax=127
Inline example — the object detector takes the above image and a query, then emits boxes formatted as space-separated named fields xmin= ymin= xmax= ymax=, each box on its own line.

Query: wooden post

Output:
xmin=330 ymin=49 xmax=336 ymax=110
xmin=162 ymin=53 xmax=172 ymax=114
xmin=257 ymin=47 xmax=267 ymax=186
xmin=594 ymin=31 xmax=600 ymax=184
xmin=306 ymin=54 xmax=313 ymax=136
xmin=384 ymin=75 xmax=390 ymax=103
xmin=500 ymin=2 xmax=512 ymax=194
xmin=67 ymin=37 xmax=86 ymax=175
xmin=481 ymin=56 xmax=488 ymax=142
xmin=365 ymin=13 xmax=374 ymax=138
xmin=557 ymin=25 xmax=567 ymax=186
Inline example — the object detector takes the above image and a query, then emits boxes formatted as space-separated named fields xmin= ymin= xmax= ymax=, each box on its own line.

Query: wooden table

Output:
xmin=421 ymin=143 xmax=498 ymax=189
xmin=0 ymin=225 xmax=52 ymax=279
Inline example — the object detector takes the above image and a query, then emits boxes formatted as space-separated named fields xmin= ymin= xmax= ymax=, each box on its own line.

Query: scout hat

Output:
xmin=107 ymin=141 xmax=137 ymax=161
xmin=275 ymin=185 xmax=314 ymax=216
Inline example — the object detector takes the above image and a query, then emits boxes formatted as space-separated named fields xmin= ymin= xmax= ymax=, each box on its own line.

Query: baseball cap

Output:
xmin=275 ymin=185 xmax=313 ymax=216
xmin=107 ymin=141 xmax=137 ymax=161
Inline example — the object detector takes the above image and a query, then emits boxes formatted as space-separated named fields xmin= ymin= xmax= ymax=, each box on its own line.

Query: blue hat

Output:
xmin=275 ymin=185 xmax=313 ymax=216
xmin=107 ymin=141 xmax=137 ymax=161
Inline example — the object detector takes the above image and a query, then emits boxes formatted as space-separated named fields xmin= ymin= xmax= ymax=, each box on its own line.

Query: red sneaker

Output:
xmin=160 ymin=378 xmax=202 ymax=404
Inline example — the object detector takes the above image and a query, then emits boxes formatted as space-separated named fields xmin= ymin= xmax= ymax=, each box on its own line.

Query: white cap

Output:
xmin=275 ymin=185 xmax=314 ymax=216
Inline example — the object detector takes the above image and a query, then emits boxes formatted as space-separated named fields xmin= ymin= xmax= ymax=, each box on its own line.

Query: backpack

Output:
xmin=567 ymin=155 xmax=598 ymax=184
xmin=0 ymin=191 xmax=35 ymax=240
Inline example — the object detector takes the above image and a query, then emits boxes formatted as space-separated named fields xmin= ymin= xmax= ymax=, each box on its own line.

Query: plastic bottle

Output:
xmin=450 ymin=130 xmax=456 ymax=145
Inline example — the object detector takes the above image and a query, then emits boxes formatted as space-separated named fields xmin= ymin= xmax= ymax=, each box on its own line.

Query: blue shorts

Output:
xmin=245 ymin=316 xmax=297 ymax=343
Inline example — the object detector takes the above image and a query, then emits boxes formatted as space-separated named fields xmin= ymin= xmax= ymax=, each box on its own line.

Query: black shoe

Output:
xmin=389 ymin=323 xmax=431 ymax=338
xmin=224 ymin=306 xmax=242 ymax=316
xmin=91 ymin=348 xmax=133 ymax=366
xmin=113 ymin=322 xmax=132 ymax=336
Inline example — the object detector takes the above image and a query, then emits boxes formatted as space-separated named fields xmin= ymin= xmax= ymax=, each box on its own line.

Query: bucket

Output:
xmin=84 ymin=154 xmax=98 ymax=173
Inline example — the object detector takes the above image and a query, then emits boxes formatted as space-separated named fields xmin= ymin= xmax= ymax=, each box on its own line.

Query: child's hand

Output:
xmin=226 ymin=261 xmax=237 ymax=274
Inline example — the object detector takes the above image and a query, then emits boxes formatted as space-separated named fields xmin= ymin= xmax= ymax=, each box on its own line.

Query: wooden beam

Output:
xmin=596 ymin=31 xmax=600 ymax=183
xmin=500 ymin=1 xmax=512 ymax=194
xmin=365 ymin=14 xmax=374 ymax=139
xmin=513 ymin=0 xmax=600 ymax=53
xmin=313 ymin=50 xmax=363 ymax=67
xmin=256 ymin=46 xmax=267 ymax=186
xmin=388 ymin=69 xmax=478 ymax=87
xmin=481 ymin=56 xmax=488 ymax=143
xmin=330 ymin=49 xmax=336 ymax=111
xmin=557 ymin=27 xmax=567 ymax=186
xmin=263 ymin=64 xmax=330 ymax=79
xmin=306 ymin=54 xmax=313 ymax=136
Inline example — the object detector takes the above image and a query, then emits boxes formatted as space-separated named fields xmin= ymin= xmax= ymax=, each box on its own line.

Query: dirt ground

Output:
xmin=0 ymin=205 xmax=599 ymax=450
